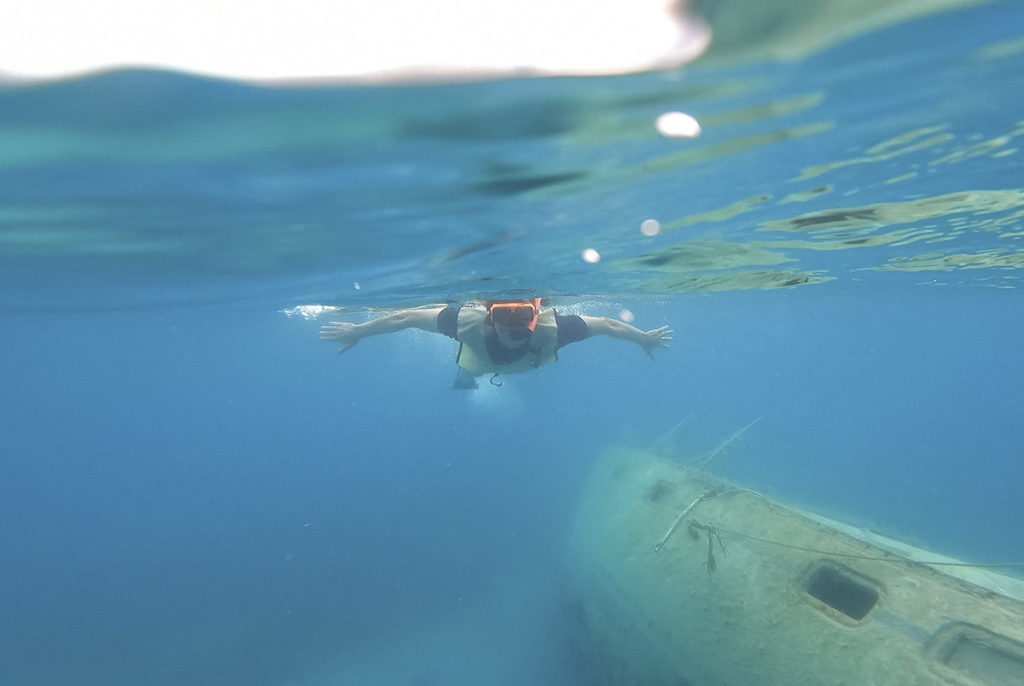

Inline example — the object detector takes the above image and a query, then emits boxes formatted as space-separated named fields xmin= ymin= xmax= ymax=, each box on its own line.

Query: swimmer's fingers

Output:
xmin=320 ymin=321 xmax=353 ymax=340
xmin=648 ymin=326 xmax=674 ymax=346
xmin=319 ymin=321 xmax=360 ymax=352
xmin=642 ymin=326 xmax=673 ymax=358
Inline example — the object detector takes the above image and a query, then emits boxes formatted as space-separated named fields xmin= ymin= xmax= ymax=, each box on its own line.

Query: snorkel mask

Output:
xmin=488 ymin=299 xmax=542 ymax=339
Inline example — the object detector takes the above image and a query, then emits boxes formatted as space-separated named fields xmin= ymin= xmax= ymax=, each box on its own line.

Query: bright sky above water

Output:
xmin=1 ymin=0 xmax=710 ymax=81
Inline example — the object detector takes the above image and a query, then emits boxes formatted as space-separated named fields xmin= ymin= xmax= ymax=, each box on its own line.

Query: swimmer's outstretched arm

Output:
xmin=320 ymin=307 xmax=445 ymax=353
xmin=580 ymin=315 xmax=673 ymax=358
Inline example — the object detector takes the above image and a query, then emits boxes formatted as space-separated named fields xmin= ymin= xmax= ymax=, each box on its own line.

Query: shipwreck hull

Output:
xmin=564 ymin=447 xmax=1024 ymax=686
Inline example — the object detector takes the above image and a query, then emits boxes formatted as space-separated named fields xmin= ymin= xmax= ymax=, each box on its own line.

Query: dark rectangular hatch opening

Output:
xmin=805 ymin=563 xmax=879 ymax=621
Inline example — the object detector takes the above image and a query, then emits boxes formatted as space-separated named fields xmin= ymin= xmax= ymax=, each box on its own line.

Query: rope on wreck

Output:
xmin=656 ymin=489 xmax=1024 ymax=570
xmin=704 ymin=524 xmax=1024 ymax=569
xmin=651 ymin=417 xmax=1024 ymax=571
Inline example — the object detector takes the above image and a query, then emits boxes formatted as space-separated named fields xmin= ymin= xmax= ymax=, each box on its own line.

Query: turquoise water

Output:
xmin=3 ymin=2 xmax=1024 ymax=684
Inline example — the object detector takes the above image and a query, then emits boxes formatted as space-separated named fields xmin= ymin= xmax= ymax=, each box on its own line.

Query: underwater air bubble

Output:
xmin=656 ymin=112 xmax=702 ymax=139
xmin=641 ymin=218 xmax=662 ymax=236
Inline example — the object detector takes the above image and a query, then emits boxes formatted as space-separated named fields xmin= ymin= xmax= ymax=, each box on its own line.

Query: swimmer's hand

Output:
xmin=320 ymin=321 xmax=362 ymax=353
xmin=641 ymin=326 xmax=673 ymax=358
xmin=580 ymin=315 xmax=674 ymax=358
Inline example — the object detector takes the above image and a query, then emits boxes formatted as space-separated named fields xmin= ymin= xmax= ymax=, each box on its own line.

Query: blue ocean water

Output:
xmin=3 ymin=2 xmax=1024 ymax=684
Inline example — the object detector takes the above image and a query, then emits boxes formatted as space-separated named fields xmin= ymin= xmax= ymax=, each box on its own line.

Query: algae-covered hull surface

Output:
xmin=565 ymin=448 xmax=1024 ymax=686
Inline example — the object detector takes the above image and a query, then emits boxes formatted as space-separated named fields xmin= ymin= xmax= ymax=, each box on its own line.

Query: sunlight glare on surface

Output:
xmin=1 ymin=0 xmax=710 ymax=82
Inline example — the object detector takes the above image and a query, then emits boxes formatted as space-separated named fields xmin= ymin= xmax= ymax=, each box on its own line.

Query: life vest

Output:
xmin=454 ymin=304 xmax=559 ymax=375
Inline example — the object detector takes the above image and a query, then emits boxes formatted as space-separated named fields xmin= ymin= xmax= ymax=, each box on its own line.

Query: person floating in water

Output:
xmin=320 ymin=298 xmax=673 ymax=388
